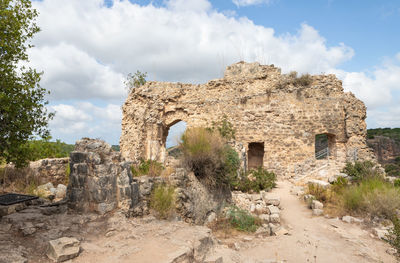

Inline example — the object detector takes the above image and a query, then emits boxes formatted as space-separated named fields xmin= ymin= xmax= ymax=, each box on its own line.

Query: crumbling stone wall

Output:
xmin=120 ymin=62 xmax=374 ymax=177
xmin=29 ymin=157 xmax=69 ymax=185
xmin=67 ymin=138 xmax=135 ymax=214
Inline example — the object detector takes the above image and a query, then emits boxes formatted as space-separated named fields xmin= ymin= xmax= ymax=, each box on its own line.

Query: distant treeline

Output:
xmin=367 ymin=128 xmax=400 ymax=142
xmin=23 ymin=139 xmax=120 ymax=162
xmin=27 ymin=139 xmax=74 ymax=161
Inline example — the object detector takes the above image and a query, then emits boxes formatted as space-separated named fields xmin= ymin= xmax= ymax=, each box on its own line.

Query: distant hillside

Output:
xmin=367 ymin=128 xmax=400 ymax=142
xmin=112 ymin=145 xmax=120 ymax=151
xmin=367 ymin=128 xmax=400 ymax=177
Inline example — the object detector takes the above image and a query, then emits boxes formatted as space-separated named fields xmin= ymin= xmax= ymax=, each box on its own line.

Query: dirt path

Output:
xmin=231 ymin=180 xmax=397 ymax=263
xmin=73 ymin=180 xmax=397 ymax=263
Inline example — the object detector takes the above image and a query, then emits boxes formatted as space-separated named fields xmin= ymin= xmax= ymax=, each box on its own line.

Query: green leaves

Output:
xmin=1 ymin=0 xmax=52 ymax=167
xmin=125 ymin=70 xmax=147 ymax=93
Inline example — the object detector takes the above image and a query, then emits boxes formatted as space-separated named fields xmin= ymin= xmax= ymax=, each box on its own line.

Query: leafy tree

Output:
xmin=125 ymin=70 xmax=147 ymax=92
xmin=0 ymin=0 xmax=53 ymax=167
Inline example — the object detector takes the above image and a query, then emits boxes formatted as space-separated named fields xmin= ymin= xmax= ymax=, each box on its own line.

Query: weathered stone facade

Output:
xmin=29 ymin=157 xmax=69 ymax=185
xmin=120 ymin=62 xmax=373 ymax=177
xmin=67 ymin=138 xmax=134 ymax=214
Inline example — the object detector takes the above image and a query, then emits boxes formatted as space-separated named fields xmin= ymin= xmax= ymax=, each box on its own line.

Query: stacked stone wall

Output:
xmin=120 ymin=62 xmax=374 ymax=177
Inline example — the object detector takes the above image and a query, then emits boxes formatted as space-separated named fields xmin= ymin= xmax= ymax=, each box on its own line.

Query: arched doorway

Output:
xmin=164 ymin=120 xmax=187 ymax=158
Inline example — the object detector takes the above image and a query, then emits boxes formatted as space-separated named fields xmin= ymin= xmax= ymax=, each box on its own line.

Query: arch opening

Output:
xmin=164 ymin=120 xmax=187 ymax=155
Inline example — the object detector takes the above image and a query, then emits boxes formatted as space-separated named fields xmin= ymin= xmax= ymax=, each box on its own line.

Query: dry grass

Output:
xmin=131 ymin=159 xmax=164 ymax=177
xmin=0 ymin=166 xmax=41 ymax=195
xmin=150 ymin=183 xmax=176 ymax=219
xmin=179 ymin=127 xmax=226 ymax=186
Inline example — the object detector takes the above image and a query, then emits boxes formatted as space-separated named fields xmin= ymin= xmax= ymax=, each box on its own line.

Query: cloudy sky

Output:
xmin=29 ymin=0 xmax=400 ymax=145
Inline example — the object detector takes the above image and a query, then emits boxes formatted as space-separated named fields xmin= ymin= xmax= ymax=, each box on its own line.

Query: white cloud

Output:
xmin=31 ymin=0 xmax=353 ymax=90
xmin=26 ymin=0 xmax=400 ymax=143
xmin=232 ymin=0 xmax=273 ymax=7
xmin=48 ymin=103 xmax=121 ymax=143
xmin=331 ymin=58 xmax=400 ymax=110
xmin=29 ymin=43 xmax=125 ymax=100
xmin=368 ymin=106 xmax=400 ymax=128
xmin=166 ymin=0 xmax=211 ymax=12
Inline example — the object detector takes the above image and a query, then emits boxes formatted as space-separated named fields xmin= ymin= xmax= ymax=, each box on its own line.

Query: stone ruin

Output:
xmin=66 ymin=138 xmax=228 ymax=224
xmin=120 ymin=62 xmax=374 ymax=178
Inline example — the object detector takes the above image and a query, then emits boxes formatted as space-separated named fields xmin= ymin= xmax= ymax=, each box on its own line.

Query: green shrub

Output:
xmin=150 ymin=183 xmax=176 ymax=219
xmin=226 ymin=206 xmax=261 ymax=232
xmin=385 ymin=163 xmax=400 ymax=177
xmin=179 ymin=127 xmax=228 ymax=186
xmin=65 ymin=162 xmax=70 ymax=185
xmin=331 ymin=177 xmax=349 ymax=194
xmin=394 ymin=179 xmax=400 ymax=188
xmin=229 ymin=167 xmax=276 ymax=193
xmin=131 ymin=159 xmax=164 ymax=177
xmin=308 ymin=183 xmax=329 ymax=202
xmin=210 ymin=115 xmax=236 ymax=141
xmin=341 ymin=161 xmax=382 ymax=182
xmin=387 ymin=216 xmax=400 ymax=256
xmin=339 ymin=177 xmax=400 ymax=218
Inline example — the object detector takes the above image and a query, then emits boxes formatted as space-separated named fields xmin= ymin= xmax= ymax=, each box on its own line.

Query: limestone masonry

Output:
xmin=120 ymin=62 xmax=374 ymax=177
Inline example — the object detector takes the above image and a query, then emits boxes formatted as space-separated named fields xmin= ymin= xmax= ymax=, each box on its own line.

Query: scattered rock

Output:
xmin=303 ymin=194 xmax=314 ymax=204
xmin=386 ymin=248 xmax=397 ymax=256
xmin=372 ymin=228 xmax=389 ymax=240
xmin=312 ymin=209 xmax=323 ymax=216
xmin=308 ymin=179 xmax=330 ymax=189
xmin=270 ymin=213 xmax=280 ymax=223
xmin=47 ymin=237 xmax=81 ymax=262
xmin=269 ymin=223 xmax=280 ymax=235
xmin=256 ymin=225 xmax=271 ymax=237
xmin=275 ymin=227 xmax=289 ymax=236
xmin=267 ymin=205 xmax=280 ymax=215
xmin=263 ymin=195 xmax=280 ymax=206
xmin=204 ymin=256 xmax=223 ymax=263
xmin=311 ymin=200 xmax=323 ymax=210
xmin=342 ymin=215 xmax=363 ymax=224
xmin=56 ymin=184 xmax=67 ymax=199
xmin=20 ymin=222 xmax=37 ymax=236
xmin=258 ymin=214 xmax=270 ymax=222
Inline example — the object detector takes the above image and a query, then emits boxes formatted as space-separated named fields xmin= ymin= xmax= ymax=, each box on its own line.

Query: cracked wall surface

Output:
xmin=120 ymin=62 xmax=373 ymax=177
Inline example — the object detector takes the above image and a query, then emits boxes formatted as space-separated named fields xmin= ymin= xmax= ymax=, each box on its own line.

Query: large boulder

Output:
xmin=47 ymin=237 xmax=80 ymax=262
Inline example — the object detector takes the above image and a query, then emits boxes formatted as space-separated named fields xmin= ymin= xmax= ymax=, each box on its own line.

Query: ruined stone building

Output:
xmin=120 ymin=62 xmax=373 ymax=177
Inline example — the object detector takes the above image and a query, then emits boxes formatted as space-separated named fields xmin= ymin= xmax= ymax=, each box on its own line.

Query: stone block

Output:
xmin=267 ymin=205 xmax=280 ymax=215
xmin=270 ymin=213 xmax=280 ymax=223
xmin=312 ymin=209 xmax=323 ymax=216
xmin=47 ymin=237 xmax=80 ymax=262
xmin=311 ymin=200 xmax=323 ymax=210
xmin=308 ymin=179 xmax=330 ymax=189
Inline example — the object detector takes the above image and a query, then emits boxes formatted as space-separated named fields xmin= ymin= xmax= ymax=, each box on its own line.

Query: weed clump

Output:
xmin=387 ymin=216 xmax=400 ymax=257
xmin=131 ymin=159 xmax=164 ymax=177
xmin=226 ymin=206 xmax=261 ymax=232
xmin=179 ymin=127 xmax=237 ymax=187
xmin=229 ymin=167 xmax=276 ymax=193
xmin=276 ymin=71 xmax=313 ymax=89
xmin=150 ymin=183 xmax=176 ymax=219
xmin=341 ymin=160 xmax=383 ymax=182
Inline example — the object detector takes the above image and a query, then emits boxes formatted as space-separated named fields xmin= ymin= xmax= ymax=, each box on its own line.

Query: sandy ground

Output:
xmin=1 ymin=180 xmax=397 ymax=262
xmin=226 ymin=181 xmax=397 ymax=262
xmin=72 ymin=180 xmax=397 ymax=263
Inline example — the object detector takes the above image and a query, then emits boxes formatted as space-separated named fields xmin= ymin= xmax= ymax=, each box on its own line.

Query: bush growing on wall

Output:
xmin=229 ymin=167 xmax=276 ymax=193
xmin=131 ymin=159 xmax=164 ymax=177
xmin=179 ymin=127 xmax=227 ymax=186
xmin=150 ymin=183 xmax=176 ymax=219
